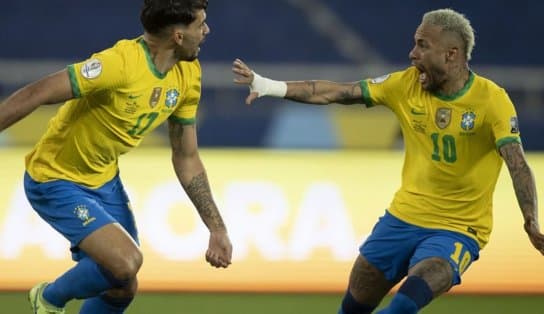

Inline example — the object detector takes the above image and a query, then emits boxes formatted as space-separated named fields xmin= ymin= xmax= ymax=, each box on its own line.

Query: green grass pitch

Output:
xmin=3 ymin=292 xmax=543 ymax=313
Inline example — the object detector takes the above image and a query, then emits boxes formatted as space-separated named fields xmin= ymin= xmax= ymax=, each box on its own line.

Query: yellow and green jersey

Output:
xmin=360 ymin=67 xmax=521 ymax=248
xmin=26 ymin=37 xmax=201 ymax=188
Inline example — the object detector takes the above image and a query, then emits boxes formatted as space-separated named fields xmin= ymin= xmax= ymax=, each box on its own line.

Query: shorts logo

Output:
xmin=74 ymin=205 xmax=96 ymax=226
xmin=460 ymin=111 xmax=476 ymax=131
xmin=165 ymin=89 xmax=180 ymax=108
xmin=81 ymin=58 xmax=102 ymax=79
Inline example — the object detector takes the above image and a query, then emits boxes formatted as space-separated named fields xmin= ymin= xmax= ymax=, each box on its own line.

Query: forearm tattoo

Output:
xmin=285 ymin=81 xmax=361 ymax=105
xmin=502 ymin=144 xmax=538 ymax=221
xmin=185 ymin=172 xmax=226 ymax=231
xmin=285 ymin=81 xmax=318 ymax=103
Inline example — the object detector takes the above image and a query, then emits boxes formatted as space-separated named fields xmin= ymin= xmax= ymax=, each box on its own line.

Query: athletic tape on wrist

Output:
xmin=250 ymin=72 xmax=287 ymax=98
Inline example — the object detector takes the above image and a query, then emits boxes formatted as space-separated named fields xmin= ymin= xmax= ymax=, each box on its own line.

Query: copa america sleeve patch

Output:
xmin=370 ymin=74 xmax=390 ymax=84
xmin=81 ymin=58 xmax=102 ymax=79
xmin=510 ymin=116 xmax=519 ymax=133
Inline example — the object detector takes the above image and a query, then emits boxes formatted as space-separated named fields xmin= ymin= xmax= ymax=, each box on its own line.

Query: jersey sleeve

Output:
xmin=487 ymin=88 xmax=522 ymax=149
xmin=67 ymin=46 xmax=127 ymax=98
xmin=169 ymin=60 xmax=201 ymax=125
xmin=359 ymin=69 xmax=410 ymax=110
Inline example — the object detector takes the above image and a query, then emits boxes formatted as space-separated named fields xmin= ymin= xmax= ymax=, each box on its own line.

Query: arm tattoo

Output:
xmin=285 ymin=81 xmax=317 ymax=103
xmin=501 ymin=143 xmax=538 ymax=222
xmin=184 ymin=172 xmax=226 ymax=231
xmin=285 ymin=81 xmax=361 ymax=105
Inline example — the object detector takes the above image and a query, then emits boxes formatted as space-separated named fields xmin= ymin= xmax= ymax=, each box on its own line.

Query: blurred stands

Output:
xmin=0 ymin=0 xmax=542 ymax=149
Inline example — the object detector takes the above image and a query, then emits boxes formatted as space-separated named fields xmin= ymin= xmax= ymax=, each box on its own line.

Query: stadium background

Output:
xmin=1 ymin=0 xmax=543 ymax=313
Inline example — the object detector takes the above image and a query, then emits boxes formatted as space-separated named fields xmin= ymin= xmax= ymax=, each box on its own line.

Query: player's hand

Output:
xmin=524 ymin=220 xmax=544 ymax=255
xmin=232 ymin=58 xmax=259 ymax=105
xmin=205 ymin=230 xmax=233 ymax=268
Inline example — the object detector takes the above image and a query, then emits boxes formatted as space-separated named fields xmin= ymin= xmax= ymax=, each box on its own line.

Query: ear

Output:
xmin=173 ymin=28 xmax=184 ymax=45
xmin=446 ymin=47 xmax=458 ymax=63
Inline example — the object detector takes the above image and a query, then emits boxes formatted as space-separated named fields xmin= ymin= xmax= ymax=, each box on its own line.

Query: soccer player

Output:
xmin=232 ymin=8 xmax=544 ymax=314
xmin=0 ymin=0 xmax=232 ymax=313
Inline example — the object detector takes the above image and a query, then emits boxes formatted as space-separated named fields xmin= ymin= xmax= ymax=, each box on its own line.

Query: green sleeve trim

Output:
xmin=169 ymin=116 xmax=196 ymax=125
xmin=359 ymin=80 xmax=374 ymax=108
xmin=67 ymin=65 xmax=81 ymax=98
xmin=496 ymin=136 xmax=521 ymax=149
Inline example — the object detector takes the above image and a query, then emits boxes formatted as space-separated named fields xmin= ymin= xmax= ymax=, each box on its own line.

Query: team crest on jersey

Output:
xmin=149 ymin=87 xmax=162 ymax=108
xmin=510 ymin=116 xmax=519 ymax=133
xmin=435 ymin=108 xmax=451 ymax=129
xmin=460 ymin=111 xmax=476 ymax=131
xmin=81 ymin=58 xmax=102 ymax=79
xmin=165 ymin=89 xmax=180 ymax=108
xmin=73 ymin=205 xmax=96 ymax=226
xmin=370 ymin=74 xmax=390 ymax=84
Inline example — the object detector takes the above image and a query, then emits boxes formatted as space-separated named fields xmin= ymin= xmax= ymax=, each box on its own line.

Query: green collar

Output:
xmin=432 ymin=70 xmax=475 ymax=101
xmin=138 ymin=38 xmax=166 ymax=79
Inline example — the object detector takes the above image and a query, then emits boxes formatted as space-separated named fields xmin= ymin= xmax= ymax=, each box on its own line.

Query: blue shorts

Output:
xmin=360 ymin=211 xmax=480 ymax=286
xmin=24 ymin=172 xmax=139 ymax=261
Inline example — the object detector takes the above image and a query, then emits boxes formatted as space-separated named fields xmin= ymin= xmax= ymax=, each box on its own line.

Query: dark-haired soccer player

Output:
xmin=0 ymin=0 xmax=232 ymax=313
xmin=233 ymin=8 xmax=544 ymax=314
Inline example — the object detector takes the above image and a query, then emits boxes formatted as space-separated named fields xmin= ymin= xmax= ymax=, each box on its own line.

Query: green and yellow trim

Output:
xmin=359 ymin=80 xmax=374 ymax=108
xmin=67 ymin=64 xmax=81 ymax=98
xmin=496 ymin=136 xmax=521 ymax=150
xmin=169 ymin=116 xmax=196 ymax=125
xmin=433 ymin=71 xmax=475 ymax=101
xmin=138 ymin=38 xmax=167 ymax=79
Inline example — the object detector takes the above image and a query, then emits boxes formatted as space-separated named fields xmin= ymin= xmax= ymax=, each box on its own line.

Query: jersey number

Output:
xmin=431 ymin=133 xmax=457 ymax=163
xmin=450 ymin=242 xmax=472 ymax=274
xmin=128 ymin=112 xmax=159 ymax=136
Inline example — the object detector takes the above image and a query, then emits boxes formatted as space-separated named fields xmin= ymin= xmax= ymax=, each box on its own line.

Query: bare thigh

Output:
xmin=79 ymin=223 xmax=143 ymax=281
xmin=348 ymin=255 xmax=397 ymax=306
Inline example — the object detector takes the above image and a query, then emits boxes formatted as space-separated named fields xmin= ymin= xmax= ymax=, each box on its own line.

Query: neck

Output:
xmin=142 ymin=33 xmax=178 ymax=74
xmin=437 ymin=63 xmax=470 ymax=96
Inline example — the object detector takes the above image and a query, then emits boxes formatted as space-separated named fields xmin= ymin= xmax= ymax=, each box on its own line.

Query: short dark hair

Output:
xmin=140 ymin=0 xmax=208 ymax=34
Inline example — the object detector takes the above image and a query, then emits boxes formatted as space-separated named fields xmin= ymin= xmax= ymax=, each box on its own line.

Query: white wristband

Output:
xmin=250 ymin=72 xmax=287 ymax=98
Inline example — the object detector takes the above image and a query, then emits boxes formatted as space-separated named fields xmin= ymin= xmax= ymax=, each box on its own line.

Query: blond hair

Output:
xmin=422 ymin=8 xmax=475 ymax=61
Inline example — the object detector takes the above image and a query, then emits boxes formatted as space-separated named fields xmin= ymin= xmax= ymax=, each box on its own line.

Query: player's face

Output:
xmin=178 ymin=10 xmax=210 ymax=61
xmin=409 ymin=23 xmax=449 ymax=92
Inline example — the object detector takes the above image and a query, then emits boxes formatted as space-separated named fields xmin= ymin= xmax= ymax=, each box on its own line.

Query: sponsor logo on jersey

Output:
xmin=165 ymin=89 xmax=180 ymax=108
xmin=460 ymin=111 xmax=476 ymax=131
xmin=369 ymin=74 xmax=390 ymax=84
xmin=74 ymin=205 xmax=96 ymax=226
xmin=435 ymin=108 xmax=452 ymax=129
xmin=510 ymin=116 xmax=519 ymax=133
xmin=149 ymin=87 xmax=162 ymax=108
xmin=81 ymin=58 xmax=102 ymax=79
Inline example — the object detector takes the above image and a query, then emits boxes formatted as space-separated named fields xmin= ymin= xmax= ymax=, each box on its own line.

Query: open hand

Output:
xmin=232 ymin=58 xmax=259 ymax=105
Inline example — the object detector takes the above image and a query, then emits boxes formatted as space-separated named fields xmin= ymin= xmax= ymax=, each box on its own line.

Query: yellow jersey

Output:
xmin=360 ymin=67 xmax=521 ymax=248
xmin=26 ymin=37 xmax=201 ymax=188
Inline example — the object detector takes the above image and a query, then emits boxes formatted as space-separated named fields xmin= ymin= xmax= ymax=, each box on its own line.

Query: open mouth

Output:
xmin=414 ymin=64 xmax=428 ymax=85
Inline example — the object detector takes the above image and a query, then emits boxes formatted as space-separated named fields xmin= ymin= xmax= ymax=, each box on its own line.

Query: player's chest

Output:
xmin=117 ymin=83 xmax=183 ymax=116
xmin=110 ymin=83 xmax=185 ymax=136
xmin=403 ymin=98 xmax=484 ymax=137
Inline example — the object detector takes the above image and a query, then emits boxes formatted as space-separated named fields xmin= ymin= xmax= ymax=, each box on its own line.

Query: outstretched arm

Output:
xmin=0 ymin=69 xmax=73 ymax=131
xmin=168 ymin=120 xmax=232 ymax=268
xmin=500 ymin=142 xmax=544 ymax=255
xmin=232 ymin=58 xmax=363 ymax=105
